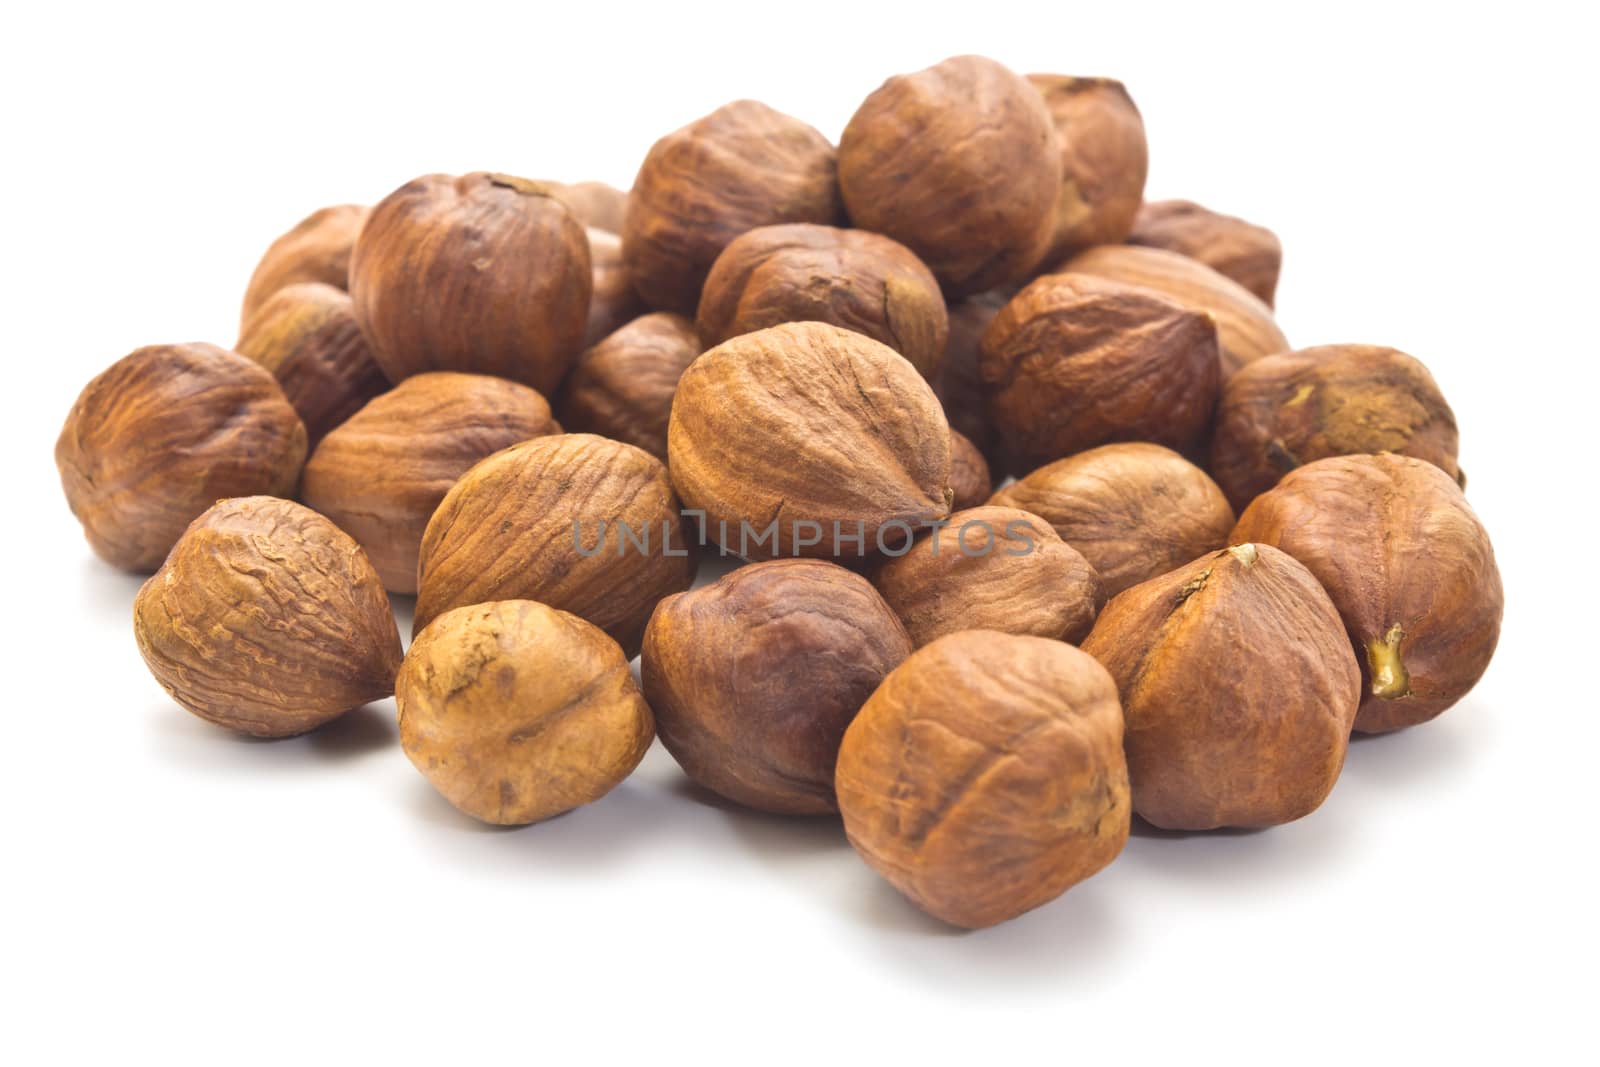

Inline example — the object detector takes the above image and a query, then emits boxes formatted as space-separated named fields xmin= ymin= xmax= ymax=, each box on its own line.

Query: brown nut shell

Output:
xmin=56 ymin=343 xmax=307 ymax=572
xmin=836 ymin=630 xmax=1130 ymax=929
xmin=1231 ymin=454 xmax=1503 ymax=733
xmin=398 ymin=600 xmax=653 ymax=825
xmin=1081 ymin=544 xmax=1360 ymax=830
xmin=349 ymin=172 xmax=591 ymax=394
xmin=697 ymin=223 xmax=947 ymax=380
xmin=641 ymin=560 xmax=912 ymax=815
xmin=548 ymin=180 xmax=629 ymax=234
xmin=839 ymin=55 xmax=1061 ymax=297
xmin=1029 ymin=75 xmax=1149 ymax=263
xmin=240 ymin=203 xmax=368 ymax=328
xmin=990 ymin=443 xmax=1234 ymax=597
xmin=133 ymin=496 xmax=403 ymax=738
xmin=936 ymin=290 xmax=1010 ymax=458
xmin=1209 ymin=344 xmax=1461 ymax=512
xmin=668 ymin=322 xmax=952 ymax=559
xmin=583 ymin=228 xmax=648 ymax=347
xmin=947 ymin=429 xmax=993 ymax=511
xmin=301 ymin=372 xmax=562 ymax=594
xmin=414 ymin=433 xmax=694 ymax=656
xmin=623 ymin=100 xmax=841 ymax=313
xmin=557 ymin=312 xmax=699 ymax=463
xmin=1129 ymin=199 xmax=1282 ymax=307
xmin=873 ymin=507 xmax=1104 ymax=648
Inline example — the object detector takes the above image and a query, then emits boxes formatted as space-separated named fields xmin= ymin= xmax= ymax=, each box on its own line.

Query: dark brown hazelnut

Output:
xmin=583 ymin=228 xmax=648 ymax=347
xmin=349 ymin=172 xmax=591 ymax=395
xmin=623 ymin=100 xmax=841 ymax=313
xmin=979 ymin=273 xmax=1221 ymax=471
xmin=947 ymin=429 xmax=993 ymax=510
xmin=1081 ymin=544 xmax=1361 ymax=830
xmin=989 ymin=443 xmax=1234 ymax=597
xmin=696 ymin=223 xmax=947 ymax=380
xmin=641 ymin=559 xmax=911 ymax=815
xmin=1028 ymin=75 xmax=1149 ymax=263
xmin=301 ymin=372 xmax=562 ymax=594
xmin=936 ymin=290 xmax=1009 ymax=458
xmin=240 ymin=203 xmax=367 ymax=328
xmin=839 ymin=55 xmax=1061 ymax=297
xmin=56 ymin=343 xmax=307 ymax=572
xmin=1232 ymin=454 xmax=1503 ymax=733
xmin=557 ymin=312 xmax=699 ymax=463
xmin=1209 ymin=344 xmax=1461 ymax=512
xmin=1129 ymin=199 xmax=1282 ymax=307
xmin=836 ymin=630 xmax=1130 ymax=928
xmin=548 ymin=180 xmax=629 ymax=233
xmin=873 ymin=507 xmax=1103 ymax=648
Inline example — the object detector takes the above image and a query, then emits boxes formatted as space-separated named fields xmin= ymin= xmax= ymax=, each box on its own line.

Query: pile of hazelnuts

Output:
xmin=55 ymin=55 xmax=1502 ymax=929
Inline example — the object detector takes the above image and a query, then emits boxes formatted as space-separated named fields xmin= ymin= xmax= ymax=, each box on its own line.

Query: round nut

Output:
xmin=946 ymin=429 xmax=993 ymax=511
xmin=1129 ymin=199 xmax=1282 ymax=307
xmin=240 ymin=203 xmax=367 ymax=328
xmin=1029 ymin=74 xmax=1149 ymax=262
xmin=558 ymin=312 xmax=700 ymax=462
xmin=583 ymin=228 xmax=648 ymax=347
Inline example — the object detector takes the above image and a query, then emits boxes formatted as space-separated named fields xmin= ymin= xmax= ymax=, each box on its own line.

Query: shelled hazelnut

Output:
xmin=583 ymin=228 xmax=649 ymax=346
xmin=557 ymin=312 xmax=699 ymax=463
xmin=936 ymin=290 xmax=1010 ymax=459
xmin=1029 ymin=75 xmax=1149 ymax=263
xmin=239 ymin=203 xmax=367 ymax=328
xmin=1129 ymin=199 xmax=1282 ymax=306
xmin=947 ymin=429 xmax=993 ymax=510
xmin=549 ymin=180 xmax=629 ymax=234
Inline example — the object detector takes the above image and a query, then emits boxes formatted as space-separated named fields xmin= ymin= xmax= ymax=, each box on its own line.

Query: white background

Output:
xmin=4 ymin=2 xmax=1595 ymax=1062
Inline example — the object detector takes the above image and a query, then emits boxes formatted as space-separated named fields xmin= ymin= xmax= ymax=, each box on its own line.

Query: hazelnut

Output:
xmin=936 ymin=290 xmax=1009 ymax=458
xmin=133 ymin=497 xmax=403 ymax=738
xmin=239 ymin=203 xmax=368 ymax=328
xmin=836 ymin=630 xmax=1130 ymax=928
xmin=235 ymin=281 xmax=388 ymax=446
xmin=839 ymin=55 xmax=1061 ymax=297
xmin=301 ymin=372 xmax=562 ymax=594
xmin=947 ymin=429 xmax=992 ymax=511
xmin=1209 ymin=344 xmax=1461 ymax=512
xmin=557 ymin=312 xmax=699 ymax=463
xmin=668 ymin=322 xmax=952 ymax=559
xmin=583 ymin=228 xmax=648 ymax=347
xmin=1232 ymin=454 xmax=1503 ymax=733
xmin=55 ymin=343 xmax=307 ymax=572
xmin=398 ymin=600 xmax=653 ymax=825
xmin=1028 ymin=75 xmax=1149 ymax=263
xmin=1129 ymin=199 xmax=1282 ymax=307
xmin=989 ymin=443 xmax=1234 ymax=597
xmin=548 ymin=179 xmax=629 ymax=233
xmin=349 ymin=172 xmax=591 ymax=395
xmin=696 ymin=223 xmax=947 ymax=380
xmin=1082 ymin=544 xmax=1361 ymax=829
xmin=872 ymin=506 xmax=1103 ymax=648
xmin=641 ymin=559 xmax=911 ymax=814
xmin=1060 ymin=244 xmax=1288 ymax=376
xmin=414 ymin=433 xmax=695 ymax=656
xmin=623 ymin=100 xmax=841 ymax=313
xmin=979 ymin=273 xmax=1221 ymax=471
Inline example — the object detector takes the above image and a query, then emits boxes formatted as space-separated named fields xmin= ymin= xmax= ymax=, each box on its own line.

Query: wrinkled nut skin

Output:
xmin=840 ymin=56 xmax=1061 ymax=298
xmin=836 ymin=630 xmax=1130 ymax=929
xmin=642 ymin=560 xmax=912 ymax=815
xmin=668 ymin=322 xmax=953 ymax=559
xmin=1129 ymin=199 xmax=1282 ymax=307
xmin=873 ymin=507 xmax=1103 ymax=648
xmin=548 ymin=180 xmax=629 ymax=234
xmin=623 ymin=100 xmax=841 ymax=314
xmin=240 ymin=203 xmax=368 ymax=328
xmin=990 ymin=443 xmax=1234 ymax=597
xmin=55 ymin=343 xmax=307 ymax=572
xmin=415 ymin=434 xmax=695 ymax=656
xmin=301 ymin=372 xmax=562 ymax=594
xmin=697 ymin=223 xmax=948 ymax=380
xmin=1082 ymin=544 xmax=1361 ymax=830
xmin=1209 ymin=344 xmax=1461 ymax=512
xmin=1232 ymin=455 xmax=1503 ymax=733
xmin=1028 ymin=75 xmax=1149 ymax=264
xmin=398 ymin=600 xmax=653 ymax=826
xmin=235 ymin=281 xmax=389 ymax=446
xmin=936 ymin=290 xmax=1010 ymax=459
xmin=558 ymin=312 xmax=699 ymax=463
xmin=584 ymin=228 xmax=648 ymax=347
xmin=349 ymin=172 xmax=591 ymax=395
xmin=980 ymin=273 xmax=1221 ymax=471
xmin=1061 ymin=245 xmax=1287 ymax=377
xmin=947 ymin=429 xmax=993 ymax=511
xmin=133 ymin=497 xmax=404 ymax=738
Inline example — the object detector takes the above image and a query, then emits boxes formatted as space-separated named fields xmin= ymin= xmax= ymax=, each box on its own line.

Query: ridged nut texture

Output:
xmin=1129 ymin=199 xmax=1282 ymax=307
xmin=836 ymin=630 xmax=1131 ymax=929
xmin=132 ymin=497 xmax=403 ymax=738
xmin=301 ymin=372 xmax=562 ymax=594
xmin=947 ymin=429 xmax=993 ymax=510
xmin=696 ymin=223 xmax=948 ymax=380
xmin=622 ymin=100 xmax=841 ymax=313
xmin=989 ymin=443 xmax=1234 ymax=597
xmin=1232 ymin=455 xmax=1503 ymax=733
xmin=1209 ymin=344 xmax=1461 ymax=511
xmin=55 ymin=343 xmax=307 ymax=572
xmin=240 ymin=204 xmax=368 ymax=328
xmin=583 ymin=228 xmax=647 ymax=346
xmin=349 ymin=172 xmax=591 ymax=395
xmin=1081 ymin=544 xmax=1361 ymax=830
xmin=668 ymin=322 xmax=953 ymax=559
xmin=1028 ymin=75 xmax=1149 ymax=263
xmin=840 ymin=55 xmax=1061 ymax=297
xmin=557 ymin=312 xmax=700 ymax=462
xmin=641 ymin=560 xmax=912 ymax=815
xmin=414 ymin=433 xmax=695 ymax=656
xmin=873 ymin=507 xmax=1104 ymax=648
xmin=398 ymin=600 xmax=653 ymax=825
